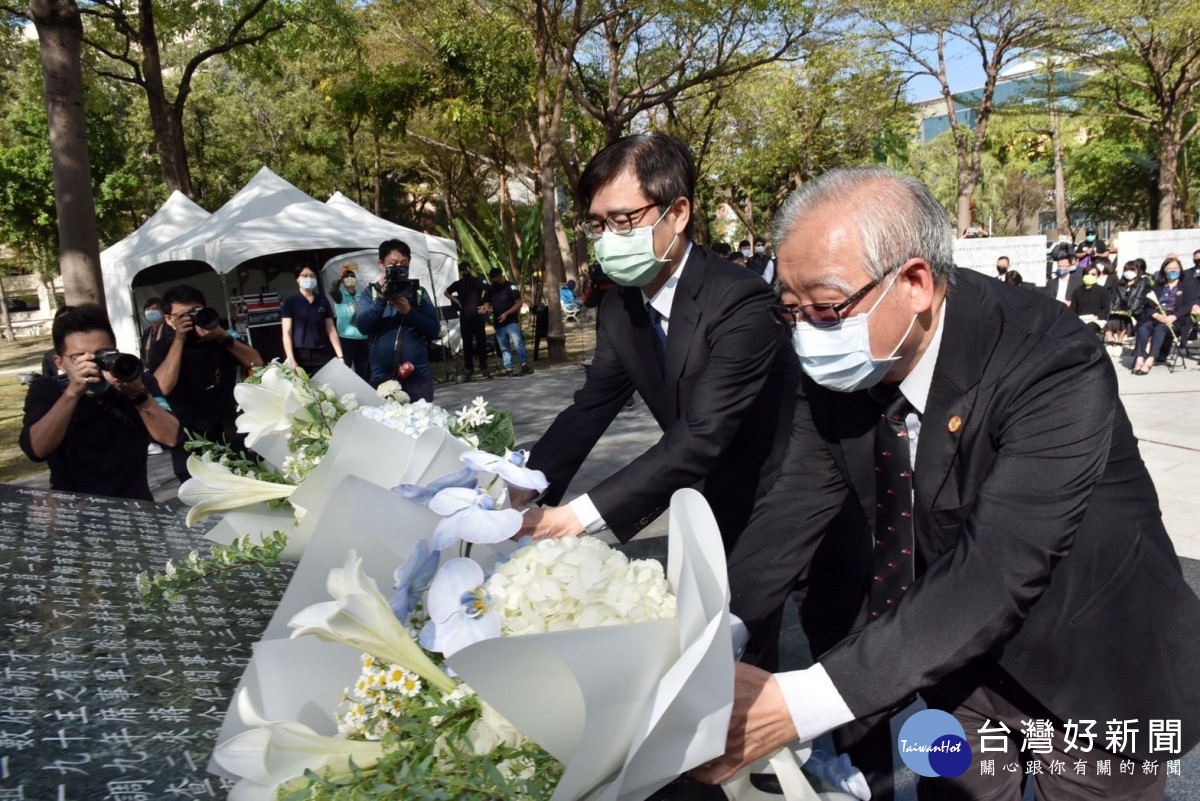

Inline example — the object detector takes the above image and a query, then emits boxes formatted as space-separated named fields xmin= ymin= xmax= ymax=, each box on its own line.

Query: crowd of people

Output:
xmin=995 ymin=242 xmax=1200 ymax=375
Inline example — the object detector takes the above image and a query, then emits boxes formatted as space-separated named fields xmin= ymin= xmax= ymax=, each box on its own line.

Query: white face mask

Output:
xmin=593 ymin=208 xmax=677 ymax=287
xmin=754 ymin=245 xmax=766 ymax=255
xmin=1123 ymin=271 xmax=1137 ymax=281
xmin=790 ymin=271 xmax=917 ymax=393
xmin=299 ymin=276 xmax=318 ymax=291
xmin=741 ymin=249 xmax=752 ymax=259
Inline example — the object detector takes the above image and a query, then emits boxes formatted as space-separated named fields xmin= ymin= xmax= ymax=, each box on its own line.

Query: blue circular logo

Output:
xmin=897 ymin=709 xmax=972 ymax=778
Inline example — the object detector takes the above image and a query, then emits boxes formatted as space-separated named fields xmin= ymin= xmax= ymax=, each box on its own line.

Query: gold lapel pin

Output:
xmin=948 ymin=415 xmax=963 ymax=433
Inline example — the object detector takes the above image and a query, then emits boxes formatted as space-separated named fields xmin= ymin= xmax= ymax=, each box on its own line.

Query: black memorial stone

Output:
xmin=0 ymin=485 xmax=294 ymax=799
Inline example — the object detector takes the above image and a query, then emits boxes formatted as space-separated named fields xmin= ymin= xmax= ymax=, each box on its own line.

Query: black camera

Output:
xmin=182 ymin=306 xmax=221 ymax=330
xmin=92 ymin=348 xmax=143 ymax=382
xmin=385 ymin=272 xmax=419 ymax=302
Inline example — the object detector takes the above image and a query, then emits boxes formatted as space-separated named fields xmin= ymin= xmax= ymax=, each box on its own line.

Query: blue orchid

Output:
xmin=460 ymin=449 xmax=549 ymax=492
xmin=421 ymin=557 xmax=500 ymax=656
xmin=388 ymin=539 xmax=440 ymax=622
xmin=393 ymin=466 xmax=477 ymax=505
xmin=429 ymin=487 xmax=523 ymax=551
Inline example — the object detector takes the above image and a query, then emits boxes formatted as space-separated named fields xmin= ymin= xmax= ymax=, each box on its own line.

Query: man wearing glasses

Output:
xmin=515 ymin=133 xmax=801 ymax=555
xmin=694 ymin=167 xmax=1200 ymax=799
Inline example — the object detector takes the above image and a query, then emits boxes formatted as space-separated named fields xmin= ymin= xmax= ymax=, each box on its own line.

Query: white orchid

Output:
xmin=234 ymin=363 xmax=319 ymax=447
xmin=288 ymin=550 xmax=457 ymax=693
xmin=461 ymin=449 xmax=549 ymax=492
xmin=177 ymin=455 xmax=296 ymax=527
xmin=213 ymin=688 xmax=384 ymax=801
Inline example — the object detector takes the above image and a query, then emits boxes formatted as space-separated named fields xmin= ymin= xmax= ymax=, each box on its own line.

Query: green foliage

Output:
xmin=136 ymin=532 xmax=289 ymax=610
xmin=283 ymin=685 xmax=563 ymax=800
xmin=471 ymin=410 xmax=516 ymax=457
xmin=447 ymin=199 xmax=542 ymax=292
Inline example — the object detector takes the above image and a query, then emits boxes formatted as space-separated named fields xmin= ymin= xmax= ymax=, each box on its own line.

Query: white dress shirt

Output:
xmin=568 ymin=245 xmax=693 ymax=533
xmin=1055 ymin=274 xmax=1071 ymax=304
xmin=774 ymin=298 xmax=947 ymax=742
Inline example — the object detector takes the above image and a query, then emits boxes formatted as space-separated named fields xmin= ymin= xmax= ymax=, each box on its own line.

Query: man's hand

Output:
xmin=392 ymin=296 xmax=412 ymax=315
xmin=196 ymin=324 xmax=227 ymax=343
xmin=518 ymin=505 xmax=584 ymax=540
xmin=172 ymin=313 xmax=195 ymax=341
xmin=508 ymin=486 xmax=539 ymax=510
xmin=692 ymin=663 xmax=799 ymax=785
xmin=63 ymin=356 xmax=101 ymax=398
xmin=105 ymin=372 xmax=145 ymax=401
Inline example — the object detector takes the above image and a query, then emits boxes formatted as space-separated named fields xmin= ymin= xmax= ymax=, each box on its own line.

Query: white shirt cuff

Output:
xmin=567 ymin=494 xmax=608 ymax=534
xmin=774 ymin=663 xmax=856 ymax=743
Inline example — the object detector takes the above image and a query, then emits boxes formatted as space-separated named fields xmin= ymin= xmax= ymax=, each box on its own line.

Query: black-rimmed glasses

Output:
xmin=578 ymin=202 xmax=666 ymax=240
xmin=769 ymin=267 xmax=896 ymax=329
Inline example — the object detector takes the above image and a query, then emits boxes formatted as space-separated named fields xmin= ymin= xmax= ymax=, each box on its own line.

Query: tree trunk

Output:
xmin=0 ymin=279 xmax=13 ymax=341
xmin=30 ymin=0 xmax=104 ymax=307
xmin=552 ymin=201 xmax=576 ymax=284
xmin=136 ymin=0 xmax=192 ymax=196
xmin=1158 ymin=128 xmax=1181 ymax=231
xmin=1049 ymin=95 xmax=1068 ymax=233
xmin=533 ymin=0 xmax=566 ymax=363
xmin=373 ymin=129 xmax=383 ymax=217
xmin=956 ymin=166 xmax=975 ymax=234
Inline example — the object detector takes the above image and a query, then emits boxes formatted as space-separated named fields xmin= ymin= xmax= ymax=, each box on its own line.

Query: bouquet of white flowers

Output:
xmin=177 ymin=360 xmax=514 ymax=559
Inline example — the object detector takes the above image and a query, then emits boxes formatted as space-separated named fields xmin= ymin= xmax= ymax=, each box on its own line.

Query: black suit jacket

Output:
xmin=528 ymin=245 xmax=799 ymax=542
xmin=729 ymin=270 xmax=1200 ymax=761
xmin=1044 ymin=270 xmax=1083 ymax=303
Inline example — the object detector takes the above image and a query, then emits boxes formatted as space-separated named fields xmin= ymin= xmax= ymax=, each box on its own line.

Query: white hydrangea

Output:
xmin=484 ymin=537 xmax=676 ymax=637
xmin=359 ymin=399 xmax=454 ymax=439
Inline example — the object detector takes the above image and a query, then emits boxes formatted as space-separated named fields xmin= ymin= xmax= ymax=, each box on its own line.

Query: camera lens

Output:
xmin=94 ymin=348 xmax=143 ymax=382
xmin=193 ymin=307 xmax=221 ymax=330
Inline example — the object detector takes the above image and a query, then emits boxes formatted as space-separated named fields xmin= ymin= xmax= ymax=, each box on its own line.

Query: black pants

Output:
xmin=461 ymin=314 xmax=489 ymax=373
xmin=341 ymin=337 xmax=371 ymax=382
xmin=294 ymin=345 xmax=333 ymax=376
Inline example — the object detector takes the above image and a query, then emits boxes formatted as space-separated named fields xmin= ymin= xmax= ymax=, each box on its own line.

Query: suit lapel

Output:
xmin=830 ymin=391 xmax=880 ymax=527
xmin=913 ymin=276 xmax=994 ymax=532
xmin=661 ymin=247 xmax=705 ymax=419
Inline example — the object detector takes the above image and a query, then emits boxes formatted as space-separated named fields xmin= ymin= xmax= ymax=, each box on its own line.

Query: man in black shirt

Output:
xmin=482 ymin=267 xmax=532 ymax=376
xmin=444 ymin=262 xmax=492 ymax=380
xmin=146 ymin=284 xmax=263 ymax=481
xmin=20 ymin=304 xmax=180 ymax=500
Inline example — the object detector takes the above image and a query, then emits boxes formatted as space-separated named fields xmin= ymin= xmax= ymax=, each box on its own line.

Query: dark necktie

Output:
xmin=646 ymin=303 xmax=667 ymax=365
xmin=870 ymin=387 xmax=915 ymax=619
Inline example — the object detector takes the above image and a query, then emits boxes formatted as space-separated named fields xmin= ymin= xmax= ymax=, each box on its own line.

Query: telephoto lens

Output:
xmin=191 ymin=307 xmax=221 ymax=330
xmin=92 ymin=348 xmax=143 ymax=382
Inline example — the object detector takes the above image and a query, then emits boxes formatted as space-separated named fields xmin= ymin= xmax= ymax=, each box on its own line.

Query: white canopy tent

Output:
xmin=125 ymin=168 xmax=432 ymax=276
xmin=100 ymin=191 xmax=211 ymax=355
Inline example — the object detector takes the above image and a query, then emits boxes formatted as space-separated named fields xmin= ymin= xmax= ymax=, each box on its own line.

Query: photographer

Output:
xmin=357 ymin=239 xmax=440 ymax=400
xmin=20 ymin=304 xmax=179 ymax=500
xmin=147 ymin=284 xmax=263 ymax=482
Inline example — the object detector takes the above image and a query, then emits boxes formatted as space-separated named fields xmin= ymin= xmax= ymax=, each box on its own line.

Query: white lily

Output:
xmin=213 ymin=688 xmax=383 ymax=800
xmin=178 ymin=455 xmax=297 ymax=527
xmin=234 ymin=364 xmax=318 ymax=447
xmin=288 ymin=550 xmax=458 ymax=694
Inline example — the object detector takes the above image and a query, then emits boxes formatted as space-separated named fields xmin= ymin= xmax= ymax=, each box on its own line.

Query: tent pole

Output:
xmin=425 ymin=257 xmax=452 ymax=385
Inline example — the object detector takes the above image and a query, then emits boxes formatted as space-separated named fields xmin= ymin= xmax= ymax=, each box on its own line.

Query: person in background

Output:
xmin=444 ymin=261 xmax=492 ymax=381
xmin=141 ymin=297 xmax=168 ymax=363
xmin=582 ymin=263 xmax=616 ymax=316
xmin=21 ymin=304 xmax=179 ymax=500
xmin=560 ymin=279 xmax=580 ymax=308
xmin=1045 ymin=252 xmax=1081 ymax=304
xmin=148 ymin=284 xmax=263 ymax=482
xmin=1069 ymin=262 xmax=1111 ymax=333
xmin=737 ymin=239 xmax=753 ymax=261
xmin=730 ymin=251 xmax=748 ymax=268
xmin=995 ymin=256 xmax=1010 ymax=278
xmin=1132 ymin=257 xmax=1194 ymax=375
xmin=1094 ymin=256 xmax=1115 ymax=287
xmin=711 ymin=242 xmax=732 ymax=259
xmin=1003 ymin=269 xmax=1023 ymax=287
xmin=483 ymin=267 xmax=533 ymax=377
xmin=330 ymin=267 xmax=370 ymax=382
xmin=1104 ymin=260 xmax=1149 ymax=347
xmin=282 ymin=263 xmax=343 ymax=375
xmin=357 ymin=239 xmax=440 ymax=399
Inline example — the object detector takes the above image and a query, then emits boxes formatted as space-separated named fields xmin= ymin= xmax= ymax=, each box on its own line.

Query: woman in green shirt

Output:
xmin=330 ymin=267 xmax=371 ymax=381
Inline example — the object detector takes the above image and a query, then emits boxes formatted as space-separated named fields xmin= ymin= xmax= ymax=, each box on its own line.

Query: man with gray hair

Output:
xmin=695 ymin=167 xmax=1200 ymax=798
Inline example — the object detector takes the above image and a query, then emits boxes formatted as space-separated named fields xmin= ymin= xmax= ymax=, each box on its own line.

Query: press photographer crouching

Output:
xmin=146 ymin=284 xmax=263 ymax=482
xmin=357 ymin=239 xmax=440 ymax=401
xmin=20 ymin=304 xmax=180 ymax=501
